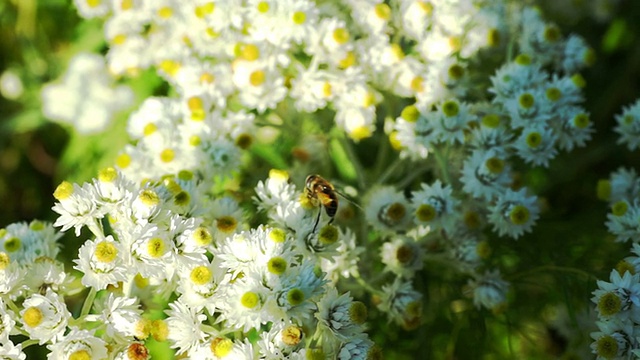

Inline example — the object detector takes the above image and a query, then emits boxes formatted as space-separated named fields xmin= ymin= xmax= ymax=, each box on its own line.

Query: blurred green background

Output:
xmin=2 ymin=0 xmax=640 ymax=358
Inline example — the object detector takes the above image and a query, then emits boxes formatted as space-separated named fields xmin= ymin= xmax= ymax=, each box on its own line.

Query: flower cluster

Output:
xmin=7 ymin=0 xmax=609 ymax=358
xmin=592 ymin=150 xmax=640 ymax=356
xmin=0 ymin=167 xmax=380 ymax=359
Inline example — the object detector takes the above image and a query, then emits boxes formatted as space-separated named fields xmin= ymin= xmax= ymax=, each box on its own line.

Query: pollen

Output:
xmin=415 ymin=204 xmax=436 ymax=222
xmin=120 ymin=0 xmax=133 ymax=10
xmin=350 ymin=126 xmax=372 ymax=141
xmin=112 ymin=34 xmax=127 ymax=45
xmin=163 ymin=178 xmax=182 ymax=194
xmin=612 ymin=200 xmax=628 ymax=216
xmin=0 ymin=252 xmax=10 ymax=270
xmin=139 ymin=189 xmax=160 ymax=206
xmin=545 ymin=87 xmax=562 ymax=102
xmin=616 ymin=260 xmax=635 ymax=275
xmin=543 ymin=25 xmax=561 ymax=42
xmin=396 ymin=244 xmax=414 ymax=264
xmin=69 ymin=350 xmax=91 ymax=360
xmin=126 ymin=343 xmax=149 ymax=360
xmin=410 ymin=76 xmax=424 ymax=93
xmin=95 ymin=241 xmax=118 ymax=263
xmin=338 ymin=51 xmax=357 ymax=69
xmin=322 ymin=82 xmax=332 ymax=97
xmin=518 ymin=93 xmax=535 ymax=109
xmin=194 ymin=2 xmax=215 ymax=18
xmin=481 ymin=114 xmax=500 ymax=128
xmin=134 ymin=273 xmax=149 ymax=289
xmin=211 ymin=337 xmax=233 ymax=358
xmin=571 ymin=73 xmax=586 ymax=88
xmin=200 ymin=72 xmax=215 ymax=84
xmin=269 ymin=228 xmax=287 ymax=243
xmin=235 ymin=133 xmax=253 ymax=149
xmin=349 ymin=301 xmax=368 ymax=324
xmin=190 ymin=265 xmax=212 ymax=285
xmin=116 ymin=153 xmax=132 ymax=169
xmin=418 ymin=1 xmax=433 ymax=15
xmin=257 ymin=1 xmax=269 ymax=13
xmin=150 ymin=319 xmax=168 ymax=342
xmin=249 ymin=70 xmax=265 ymax=86
xmin=292 ymin=11 xmax=306 ymax=25
xmin=206 ymin=27 xmax=220 ymax=38
xmin=401 ymin=105 xmax=420 ymax=122
xmin=241 ymin=291 xmax=260 ymax=308
xmin=318 ymin=225 xmax=338 ymax=245
xmin=287 ymin=288 xmax=305 ymax=306
xmin=239 ymin=43 xmax=260 ymax=61
xmin=389 ymin=131 xmax=403 ymax=151
xmin=267 ymin=257 xmax=287 ymax=275
xmin=23 ymin=307 xmax=43 ymax=328
xmin=595 ymin=335 xmax=618 ymax=359
xmin=160 ymin=149 xmax=175 ymax=163
xmin=147 ymin=238 xmax=166 ymax=258
xmin=333 ymin=27 xmax=350 ymax=45
xmin=282 ymin=325 xmax=303 ymax=346
xmin=573 ymin=113 xmax=590 ymax=128
xmin=391 ymin=43 xmax=405 ymax=60
xmin=598 ymin=292 xmax=622 ymax=317
xmin=87 ymin=0 xmax=102 ymax=8
xmin=190 ymin=135 xmax=202 ymax=146
xmin=596 ymin=180 xmax=611 ymax=201
xmin=4 ymin=237 xmax=21 ymax=253
xmin=525 ymin=132 xmax=542 ymax=148
xmin=508 ymin=205 xmax=530 ymax=225
xmin=157 ymin=6 xmax=173 ymax=19
xmin=515 ymin=54 xmax=531 ymax=65
xmin=487 ymin=28 xmax=501 ymax=46
xmin=374 ymin=3 xmax=391 ymax=20
xmin=158 ymin=59 xmax=180 ymax=77
xmin=448 ymin=64 xmax=464 ymax=80
xmin=193 ymin=226 xmax=213 ymax=246
xmin=216 ymin=216 xmax=238 ymax=233
xmin=442 ymin=100 xmax=460 ymax=117
xmin=384 ymin=202 xmax=407 ymax=222
xmin=173 ymin=190 xmax=190 ymax=207
xmin=143 ymin=123 xmax=157 ymax=136
xmin=485 ymin=157 xmax=505 ymax=174
xmin=476 ymin=240 xmax=492 ymax=259
xmin=187 ymin=96 xmax=204 ymax=112
xmin=53 ymin=181 xmax=74 ymax=200
xmin=98 ymin=167 xmax=118 ymax=183
xmin=464 ymin=210 xmax=481 ymax=229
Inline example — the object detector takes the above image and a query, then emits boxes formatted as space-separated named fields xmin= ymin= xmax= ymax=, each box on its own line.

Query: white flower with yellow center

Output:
xmin=20 ymin=289 xmax=71 ymax=345
xmin=74 ymin=236 xmax=128 ymax=290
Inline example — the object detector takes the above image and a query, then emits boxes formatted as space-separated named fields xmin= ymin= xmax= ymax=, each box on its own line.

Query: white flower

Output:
xmin=364 ymin=186 xmax=412 ymax=233
xmin=74 ymin=236 xmax=129 ymax=290
xmin=467 ymin=269 xmax=509 ymax=311
xmin=378 ymin=278 xmax=422 ymax=327
xmin=20 ymin=289 xmax=71 ymax=345
xmin=0 ymin=338 xmax=26 ymax=360
xmin=512 ymin=125 xmax=558 ymax=167
xmin=315 ymin=287 xmax=365 ymax=342
xmin=41 ymin=53 xmax=133 ymax=134
xmin=47 ymin=327 xmax=108 ymax=360
xmin=52 ymin=181 xmax=103 ymax=237
xmin=461 ymin=149 xmax=512 ymax=201
xmin=380 ymin=235 xmax=425 ymax=279
xmin=488 ymin=188 xmax=540 ymax=239
xmin=87 ymin=293 xmax=143 ymax=342
xmin=165 ymin=299 xmax=207 ymax=356
xmin=411 ymin=180 xmax=459 ymax=232
xmin=336 ymin=334 xmax=377 ymax=360
xmin=614 ymin=99 xmax=640 ymax=151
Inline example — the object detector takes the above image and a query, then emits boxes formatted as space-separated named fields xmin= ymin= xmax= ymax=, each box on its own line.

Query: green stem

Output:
xmin=376 ymin=159 xmax=404 ymax=185
xmin=19 ymin=339 xmax=40 ymax=349
xmin=335 ymin=132 xmax=367 ymax=190
xmin=431 ymin=145 xmax=452 ymax=185
xmin=507 ymin=265 xmax=597 ymax=282
xmin=79 ymin=287 xmax=98 ymax=319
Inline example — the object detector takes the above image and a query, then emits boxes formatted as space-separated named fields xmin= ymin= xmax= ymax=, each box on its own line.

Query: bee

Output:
xmin=305 ymin=174 xmax=339 ymax=232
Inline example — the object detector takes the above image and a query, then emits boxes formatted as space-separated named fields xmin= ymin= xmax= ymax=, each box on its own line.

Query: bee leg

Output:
xmin=312 ymin=209 xmax=321 ymax=233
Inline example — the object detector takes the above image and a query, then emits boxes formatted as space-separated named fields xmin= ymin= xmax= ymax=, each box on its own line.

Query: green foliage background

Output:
xmin=2 ymin=0 xmax=640 ymax=359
